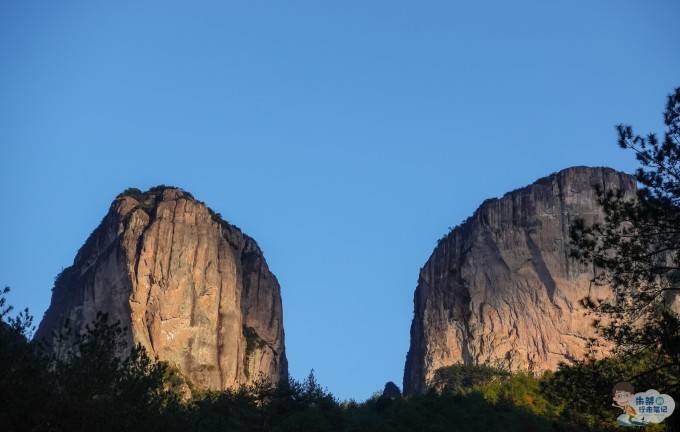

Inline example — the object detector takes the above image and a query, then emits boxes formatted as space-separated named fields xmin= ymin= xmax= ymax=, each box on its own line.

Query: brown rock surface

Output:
xmin=35 ymin=186 xmax=287 ymax=390
xmin=403 ymin=167 xmax=636 ymax=395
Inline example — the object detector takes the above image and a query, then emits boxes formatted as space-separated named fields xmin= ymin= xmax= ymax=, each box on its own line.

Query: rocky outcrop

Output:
xmin=382 ymin=382 xmax=402 ymax=399
xmin=403 ymin=167 xmax=636 ymax=395
xmin=36 ymin=186 xmax=287 ymax=391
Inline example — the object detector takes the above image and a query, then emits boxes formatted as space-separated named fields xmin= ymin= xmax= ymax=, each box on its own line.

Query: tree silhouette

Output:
xmin=571 ymin=87 xmax=680 ymax=430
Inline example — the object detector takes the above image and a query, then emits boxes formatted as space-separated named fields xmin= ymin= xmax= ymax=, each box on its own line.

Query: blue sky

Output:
xmin=1 ymin=1 xmax=679 ymax=400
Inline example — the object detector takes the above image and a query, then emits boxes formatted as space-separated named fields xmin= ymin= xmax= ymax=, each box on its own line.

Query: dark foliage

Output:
xmin=429 ymin=363 xmax=510 ymax=394
xmin=2 ymin=286 xmax=629 ymax=432
xmin=0 ymin=289 xmax=182 ymax=432
xmin=542 ymin=353 xmax=673 ymax=431
xmin=570 ymin=87 xmax=680 ymax=430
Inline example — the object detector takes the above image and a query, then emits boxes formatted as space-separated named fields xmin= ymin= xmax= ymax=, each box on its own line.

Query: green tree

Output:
xmin=51 ymin=313 xmax=182 ymax=431
xmin=571 ymin=87 xmax=680 ymax=429
xmin=429 ymin=363 xmax=510 ymax=395
xmin=0 ymin=287 xmax=55 ymax=431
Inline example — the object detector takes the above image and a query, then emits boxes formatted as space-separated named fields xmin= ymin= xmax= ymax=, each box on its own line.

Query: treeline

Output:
xmin=0 ymin=292 xmax=672 ymax=432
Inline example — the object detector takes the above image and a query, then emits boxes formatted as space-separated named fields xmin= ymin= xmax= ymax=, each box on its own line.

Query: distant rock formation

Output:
xmin=382 ymin=381 xmax=402 ymax=399
xmin=36 ymin=186 xmax=287 ymax=391
xmin=403 ymin=167 xmax=636 ymax=395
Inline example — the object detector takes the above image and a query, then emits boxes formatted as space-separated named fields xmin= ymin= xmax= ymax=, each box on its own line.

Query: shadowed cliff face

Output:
xmin=403 ymin=167 xmax=636 ymax=395
xmin=35 ymin=187 xmax=287 ymax=391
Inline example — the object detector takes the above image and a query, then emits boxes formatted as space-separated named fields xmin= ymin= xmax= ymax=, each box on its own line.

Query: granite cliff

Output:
xmin=403 ymin=167 xmax=636 ymax=395
xmin=36 ymin=186 xmax=287 ymax=391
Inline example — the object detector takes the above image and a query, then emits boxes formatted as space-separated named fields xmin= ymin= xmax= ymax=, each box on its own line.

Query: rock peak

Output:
xmin=404 ymin=166 xmax=635 ymax=395
xmin=37 ymin=187 xmax=287 ymax=391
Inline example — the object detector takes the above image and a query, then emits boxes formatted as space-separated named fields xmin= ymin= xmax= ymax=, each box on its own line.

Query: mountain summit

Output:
xmin=36 ymin=186 xmax=287 ymax=390
xmin=404 ymin=167 xmax=636 ymax=395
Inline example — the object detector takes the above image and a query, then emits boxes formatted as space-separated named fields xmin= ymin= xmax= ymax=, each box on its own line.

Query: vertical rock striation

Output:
xmin=403 ymin=167 xmax=636 ymax=395
xmin=36 ymin=186 xmax=287 ymax=390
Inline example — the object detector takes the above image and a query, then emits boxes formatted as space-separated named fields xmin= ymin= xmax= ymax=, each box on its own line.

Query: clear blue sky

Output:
xmin=1 ymin=1 xmax=679 ymax=400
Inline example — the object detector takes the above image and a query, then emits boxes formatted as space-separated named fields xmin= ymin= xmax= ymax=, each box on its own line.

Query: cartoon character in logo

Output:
xmin=612 ymin=382 xmax=638 ymax=426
